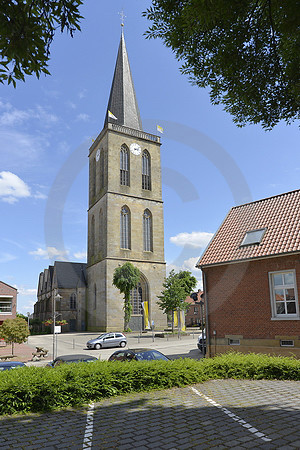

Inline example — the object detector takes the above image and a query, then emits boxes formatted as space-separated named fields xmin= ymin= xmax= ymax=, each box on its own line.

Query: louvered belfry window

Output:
xmin=143 ymin=209 xmax=152 ymax=251
xmin=120 ymin=206 xmax=130 ymax=249
xmin=142 ymin=150 xmax=151 ymax=190
xmin=120 ymin=145 xmax=129 ymax=186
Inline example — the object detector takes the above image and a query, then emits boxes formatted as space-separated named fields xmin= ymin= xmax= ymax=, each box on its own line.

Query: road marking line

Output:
xmin=190 ymin=386 xmax=272 ymax=442
xmin=83 ymin=402 xmax=95 ymax=448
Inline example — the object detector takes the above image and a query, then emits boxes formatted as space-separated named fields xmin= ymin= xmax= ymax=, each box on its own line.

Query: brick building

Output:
xmin=197 ymin=189 xmax=300 ymax=357
xmin=0 ymin=281 xmax=17 ymax=325
xmin=185 ymin=290 xmax=204 ymax=327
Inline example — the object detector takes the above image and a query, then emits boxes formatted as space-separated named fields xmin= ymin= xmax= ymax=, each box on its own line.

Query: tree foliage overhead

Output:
xmin=0 ymin=317 xmax=30 ymax=356
xmin=157 ymin=269 xmax=197 ymax=314
xmin=113 ymin=262 xmax=140 ymax=330
xmin=0 ymin=0 xmax=83 ymax=86
xmin=144 ymin=0 xmax=300 ymax=129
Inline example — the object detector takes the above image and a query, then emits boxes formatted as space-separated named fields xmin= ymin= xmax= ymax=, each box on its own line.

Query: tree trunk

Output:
xmin=11 ymin=341 xmax=14 ymax=356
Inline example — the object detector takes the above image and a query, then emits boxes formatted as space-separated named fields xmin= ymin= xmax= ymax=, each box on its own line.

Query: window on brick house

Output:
xmin=0 ymin=297 xmax=12 ymax=313
xmin=269 ymin=270 xmax=299 ymax=319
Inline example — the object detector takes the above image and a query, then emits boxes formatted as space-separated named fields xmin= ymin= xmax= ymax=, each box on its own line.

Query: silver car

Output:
xmin=86 ymin=332 xmax=127 ymax=350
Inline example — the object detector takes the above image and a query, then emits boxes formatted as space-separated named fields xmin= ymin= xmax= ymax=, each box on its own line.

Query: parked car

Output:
xmin=0 ymin=361 xmax=26 ymax=371
xmin=108 ymin=348 xmax=169 ymax=362
xmin=86 ymin=332 xmax=127 ymax=350
xmin=197 ymin=332 xmax=206 ymax=352
xmin=47 ymin=354 xmax=98 ymax=368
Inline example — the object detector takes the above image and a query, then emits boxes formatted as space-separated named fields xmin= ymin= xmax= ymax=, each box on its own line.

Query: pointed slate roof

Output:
xmin=54 ymin=262 xmax=87 ymax=289
xmin=104 ymin=29 xmax=143 ymax=131
xmin=197 ymin=189 xmax=300 ymax=267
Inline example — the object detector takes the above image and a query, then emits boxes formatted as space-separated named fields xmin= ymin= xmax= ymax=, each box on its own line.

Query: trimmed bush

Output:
xmin=0 ymin=352 xmax=299 ymax=415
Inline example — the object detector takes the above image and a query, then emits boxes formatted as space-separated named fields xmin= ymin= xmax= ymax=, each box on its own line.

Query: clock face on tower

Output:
xmin=130 ymin=143 xmax=141 ymax=156
xmin=96 ymin=149 xmax=100 ymax=162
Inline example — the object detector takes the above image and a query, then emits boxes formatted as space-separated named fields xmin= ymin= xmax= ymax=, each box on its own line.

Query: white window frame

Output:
xmin=0 ymin=296 xmax=13 ymax=314
xmin=269 ymin=269 xmax=299 ymax=320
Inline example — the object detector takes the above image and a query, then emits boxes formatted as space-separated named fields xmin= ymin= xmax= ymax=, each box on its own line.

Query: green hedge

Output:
xmin=0 ymin=352 xmax=299 ymax=415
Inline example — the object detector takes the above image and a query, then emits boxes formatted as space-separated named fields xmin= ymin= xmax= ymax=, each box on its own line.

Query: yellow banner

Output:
xmin=180 ymin=310 xmax=186 ymax=331
xmin=173 ymin=310 xmax=178 ymax=327
xmin=143 ymin=301 xmax=150 ymax=328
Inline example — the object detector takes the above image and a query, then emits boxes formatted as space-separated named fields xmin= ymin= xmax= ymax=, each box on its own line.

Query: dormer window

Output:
xmin=240 ymin=228 xmax=266 ymax=247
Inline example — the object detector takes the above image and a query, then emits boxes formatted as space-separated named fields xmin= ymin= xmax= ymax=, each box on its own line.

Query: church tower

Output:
xmin=86 ymin=29 xmax=166 ymax=331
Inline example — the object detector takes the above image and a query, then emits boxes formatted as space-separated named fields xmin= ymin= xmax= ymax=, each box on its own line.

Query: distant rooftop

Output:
xmin=198 ymin=189 xmax=300 ymax=267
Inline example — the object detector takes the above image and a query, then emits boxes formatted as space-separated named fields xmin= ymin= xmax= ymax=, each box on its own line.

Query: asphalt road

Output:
xmin=28 ymin=331 xmax=203 ymax=364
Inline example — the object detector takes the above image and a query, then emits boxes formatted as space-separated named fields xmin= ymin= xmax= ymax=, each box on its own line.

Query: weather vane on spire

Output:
xmin=118 ymin=10 xmax=126 ymax=27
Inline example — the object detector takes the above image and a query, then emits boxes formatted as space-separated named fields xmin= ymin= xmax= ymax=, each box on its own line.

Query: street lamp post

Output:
xmin=52 ymin=291 xmax=62 ymax=360
xmin=27 ymin=312 xmax=30 ymax=332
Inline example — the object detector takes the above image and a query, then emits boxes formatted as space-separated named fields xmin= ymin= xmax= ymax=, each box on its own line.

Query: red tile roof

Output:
xmin=198 ymin=189 xmax=300 ymax=267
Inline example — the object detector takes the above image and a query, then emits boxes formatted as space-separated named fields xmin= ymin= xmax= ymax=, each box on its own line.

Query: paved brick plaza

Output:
xmin=0 ymin=379 xmax=299 ymax=449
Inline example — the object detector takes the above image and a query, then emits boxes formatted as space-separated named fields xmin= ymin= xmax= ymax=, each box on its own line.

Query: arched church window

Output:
xmin=70 ymin=293 xmax=76 ymax=310
xmin=120 ymin=145 xmax=129 ymax=186
xmin=130 ymin=283 xmax=143 ymax=315
xmin=91 ymin=158 xmax=96 ymax=196
xmin=120 ymin=206 xmax=130 ymax=249
xmin=143 ymin=209 xmax=153 ymax=252
xmin=142 ymin=150 xmax=151 ymax=190
xmin=90 ymin=215 xmax=95 ymax=256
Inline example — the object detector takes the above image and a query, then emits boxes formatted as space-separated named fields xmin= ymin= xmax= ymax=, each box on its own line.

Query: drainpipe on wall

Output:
xmin=202 ymin=270 xmax=210 ymax=358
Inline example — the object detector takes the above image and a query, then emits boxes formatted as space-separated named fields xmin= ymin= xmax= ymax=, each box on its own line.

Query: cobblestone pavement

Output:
xmin=0 ymin=380 xmax=299 ymax=449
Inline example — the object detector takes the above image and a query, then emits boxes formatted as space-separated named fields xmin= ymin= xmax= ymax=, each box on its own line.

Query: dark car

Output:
xmin=0 ymin=361 xmax=26 ymax=371
xmin=47 ymin=354 xmax=98 ymax=368
xmin=108 ymin=348 xmax=169 ymax=362
xmin=197 ymin=333 xmax=206 ymax=353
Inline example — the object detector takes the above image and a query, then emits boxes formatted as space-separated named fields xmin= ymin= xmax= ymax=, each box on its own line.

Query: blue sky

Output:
xmin=0 ymin=1 xmax=299 ymax=314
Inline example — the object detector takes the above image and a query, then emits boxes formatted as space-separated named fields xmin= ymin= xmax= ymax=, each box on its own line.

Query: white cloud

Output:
xmin=0 ymin=102 xmax=58 ymax=128
xmin=33 ymin=191 xmax=47 ymax=200
xmin=166 ymin=257 xmax=203 ymax=291
xmin=16 ymin=287 xmax=37 ymax=296
xmin=0 ymin=109 xmax=30 ymax=126
xmin=0 ymin=129 xmax=47 ymax=169
xmin=0 ymin=171 xmax=31 ymax=203
xmin=170 ymin=231 xmax=214 ymax=249
xmin=78 ymin=89 xmax=87 ymax=99
xmin=182 ymin=256 xmax=200 ymax=272
xmin=77 ymin=113 xmax=90 ymax=122
xmin=29 ymin=246 xmax=69 ymax=261
xmin=73 ymin=251 xmax=87 ymax=260
xmin=35 ymin=105 xmax=58 ymax=126
xmin=0 ymin=252 xmax=17 ymax=263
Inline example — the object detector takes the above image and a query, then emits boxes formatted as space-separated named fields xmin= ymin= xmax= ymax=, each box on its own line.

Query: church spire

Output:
xmin=104 ymin=29 xmax=143 ymax=131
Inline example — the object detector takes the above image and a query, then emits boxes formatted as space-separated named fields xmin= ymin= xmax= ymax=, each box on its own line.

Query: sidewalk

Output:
xmin=0 ymin=341 xmax=45 ymax=363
